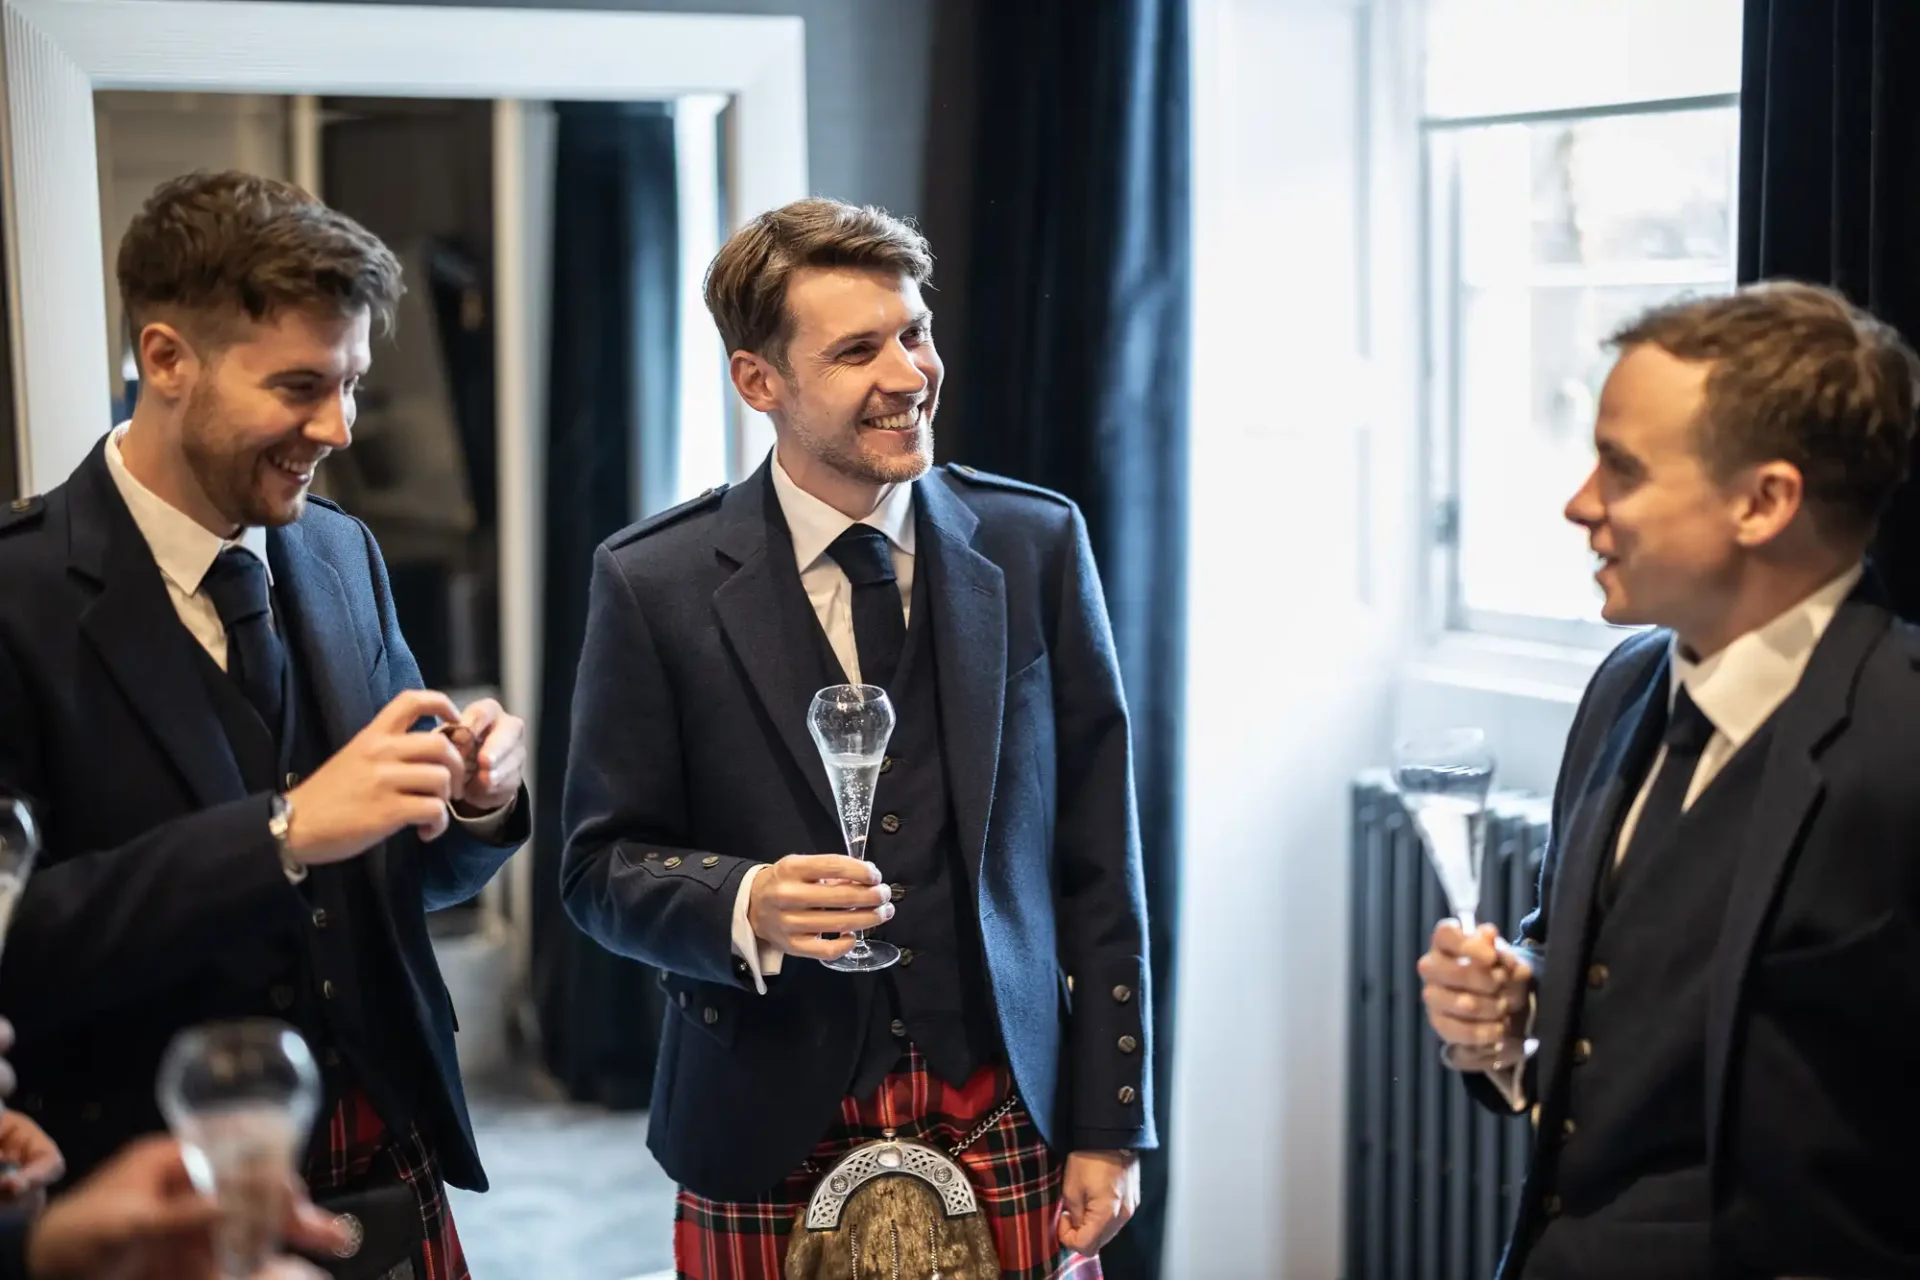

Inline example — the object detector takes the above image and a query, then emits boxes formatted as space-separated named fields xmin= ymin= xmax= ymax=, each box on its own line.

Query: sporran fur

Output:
xmin=784 ymin=1127 xmax=1006 ymax=1280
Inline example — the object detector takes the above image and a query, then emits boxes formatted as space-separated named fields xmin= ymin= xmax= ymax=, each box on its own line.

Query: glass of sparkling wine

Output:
xmin=157 ymin=1021 xmax=321 ymax=1279
xmin=806 ymin=684 xmax=900 ymax=973
xmin=0 ymin=796 xmax=40 ymax=969
xmin=1393 ymin=728 xmax=1496 ymax=932
xmin=0 ymin=796 xmax=40 ymax=1167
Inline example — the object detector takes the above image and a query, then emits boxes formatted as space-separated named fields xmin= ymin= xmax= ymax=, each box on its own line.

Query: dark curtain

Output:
xmin=531 ymin=101 xmax=680 ymax=1108
xmin=932 ymin=3 xmax=1191 ymax=1273
xmin=1738 ymin=0 xmax=1920 ymax=618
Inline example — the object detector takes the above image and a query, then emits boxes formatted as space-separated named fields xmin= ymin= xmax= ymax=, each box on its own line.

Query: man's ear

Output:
xmin=730 ymin=350 xmax=787 ymax=416
xmin=136 ymin=322 xmax=202 ymax=403
xmin=1731 ymin=460 xmax=1806 ymax=549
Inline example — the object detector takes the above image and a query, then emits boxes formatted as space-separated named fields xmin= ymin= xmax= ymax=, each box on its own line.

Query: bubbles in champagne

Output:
xmin=177 ymin=1103 xmax=302 ymax=1277
xmin=827 ymin=752 xmax=883 ymax=857
xmin=1394 ymin=761 xmax=1494 ymax=923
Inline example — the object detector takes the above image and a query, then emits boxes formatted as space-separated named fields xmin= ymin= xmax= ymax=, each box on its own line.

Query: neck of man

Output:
xmin=1676 ymin=548 xmax=1863 ymax=661
xmin=120 ymin=406 xmax=240 ymax=539
xmin=776 ymin=439 xmax=890 ymax=521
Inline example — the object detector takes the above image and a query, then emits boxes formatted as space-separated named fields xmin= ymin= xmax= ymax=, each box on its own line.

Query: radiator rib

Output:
xmin=1346 ymin=774 xmax=1549 ymax=1280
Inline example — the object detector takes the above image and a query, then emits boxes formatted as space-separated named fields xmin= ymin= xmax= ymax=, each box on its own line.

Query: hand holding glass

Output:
xmin=157 ymin=1021 xmax=321 ymax=1279
xmin=806 ymin=684 xmax=900 ymax=973
xmin=1393 ymin=728 xmax=1496 ymax=932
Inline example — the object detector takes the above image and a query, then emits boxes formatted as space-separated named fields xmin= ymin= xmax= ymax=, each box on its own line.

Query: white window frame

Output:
xmin=1420 ymin=91 xmax=1740 ymax=654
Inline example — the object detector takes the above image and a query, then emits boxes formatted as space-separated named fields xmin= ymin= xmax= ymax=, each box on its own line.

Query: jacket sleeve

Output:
xmin=352 ymin=518 xmax=530 ymax=911
xmin=0 ymin=638 xmax=307 ymax=1037
xmin=558 ymin=545 xmax=757 ymax=989
xmin=1049 ymin=505 xmax=1157 ymax=1152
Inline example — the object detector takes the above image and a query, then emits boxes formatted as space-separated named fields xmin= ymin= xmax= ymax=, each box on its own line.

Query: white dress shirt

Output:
xmin=104 ymin=424 xmax=510 ymax=845
xmin=105 ymin=425 xmax=273 ymax=673
xmin=730 ymin=453 xmax=917 ymax=992
xmin=1486 ymin=563 xmax=1864 ymax=1111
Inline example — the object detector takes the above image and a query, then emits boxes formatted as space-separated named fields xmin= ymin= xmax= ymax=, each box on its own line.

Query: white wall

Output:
xmin=1171 ymin=1 xmax=1422 ymax=1274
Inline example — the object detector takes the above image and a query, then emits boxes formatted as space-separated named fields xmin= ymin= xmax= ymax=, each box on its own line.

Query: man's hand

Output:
xmin=745 ymin=855 xmax=894 ymax=962
xmin=24 ymin=1134 xmax=348 ymax=1280
xmin=1417 ymin=919 xmax=1532 ymax=1071
xmin=284 ymin=690 xmax=466 ymax=864
xmin=445 ymin=698 xmax=527 ymax=817
xmin=0 ymin=1107 xmax=64 ymax=1207
xmin=1057 ymin=1149 xmax=1140 ymax=1256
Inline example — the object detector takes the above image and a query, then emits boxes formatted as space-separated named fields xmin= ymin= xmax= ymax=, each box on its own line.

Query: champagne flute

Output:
xmin=1392 ymin=727 xmax=1496 ymax=932
xmin=157 ymin=1020 xmax=321 ymax=1278
xmin=806 ymin=684 xmax=900 ymax=973
xmin=0 ymin=795 xmax=40 ymax=965
xmin=0 ymin=796 xmax=39 ymax=1174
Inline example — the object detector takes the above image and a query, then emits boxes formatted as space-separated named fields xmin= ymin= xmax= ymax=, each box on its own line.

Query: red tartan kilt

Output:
xmin=674 ymin=1048 xmax=1102 ymax=1280
xmin=306 ymin=1087 xmax=469 ymax=1280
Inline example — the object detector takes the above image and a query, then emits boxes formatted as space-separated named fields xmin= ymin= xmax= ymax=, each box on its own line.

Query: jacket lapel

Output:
xmin=70 ymin=443 xmax=247 ymax=808
xmin=914 ymin=474 xmax=1007 ymax=879
xmin=267 ymin=520 xmax=377 ymax=751
xmin=1703 ymin=591 xmax=1886 ymax=1162
xmin=710 ymin=466 xmax=838 ymax=821
xmin=1530 ymin=652 xmax=1668 ymax=1093
xmin=267 ymin=515 xmax=400 ymax=927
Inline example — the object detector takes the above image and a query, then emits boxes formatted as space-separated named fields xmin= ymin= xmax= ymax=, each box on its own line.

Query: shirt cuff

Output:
xmin=449 ymin=794 xmax=518 ymax=840
xmin=731 ymin=865 xmax=784 ymax=994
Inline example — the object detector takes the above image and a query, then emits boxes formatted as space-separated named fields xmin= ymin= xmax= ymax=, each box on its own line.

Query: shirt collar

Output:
xmin=1669 ymin=563 xmax=1863 ymax=746
xmin=105 ymin=424 xmax=272 ymax=596
xmin=769 ymin=448 xmax=917 ymax=571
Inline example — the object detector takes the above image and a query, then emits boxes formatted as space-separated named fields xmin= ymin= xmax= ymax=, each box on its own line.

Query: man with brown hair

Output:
xmin=1418 ymin=280 xmax=1920 ymax=1277
xmin=0 ymin=171 xmax=530 ymax=1280
xmin=562 ymin=197 xmax=1153 ymax=1277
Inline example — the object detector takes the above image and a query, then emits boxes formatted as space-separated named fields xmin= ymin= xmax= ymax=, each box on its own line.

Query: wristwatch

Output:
xmin=270 ymin=792 xmax=307 ymax=884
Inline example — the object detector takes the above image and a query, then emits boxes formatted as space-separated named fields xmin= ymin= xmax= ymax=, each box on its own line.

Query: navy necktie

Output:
xmin=1619 ymin=686 xmax=1716 ymax=868
xmin=201 ymin=546 xmax=287 ymax=738
xmin=824 ymin=525 xmax=906 ymax=689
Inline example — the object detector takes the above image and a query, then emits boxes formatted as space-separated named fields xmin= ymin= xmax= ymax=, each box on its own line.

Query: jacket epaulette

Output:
xmin=941 ymin=463 xmax=1070 ymax=506
xmin=607 ymin=484 xmax=731 ymax=550
xmin=0 ymin=495 xmax=46 ymax=535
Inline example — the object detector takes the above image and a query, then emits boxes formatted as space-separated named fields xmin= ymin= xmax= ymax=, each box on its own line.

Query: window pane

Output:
xmin=1425 ymin=0 xmax=1742 ymax=120
xmin=1442 ymin=107 xmax=1738 ymax=625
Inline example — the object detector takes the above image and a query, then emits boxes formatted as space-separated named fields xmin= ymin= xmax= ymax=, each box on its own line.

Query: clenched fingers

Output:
xmin=1417 ymin=947 xmax=1511 ymax=997
xmin=765 ymin=879 xmax=892 ymax=912
xmin=777 ymin=907 xmax=896 ymax=935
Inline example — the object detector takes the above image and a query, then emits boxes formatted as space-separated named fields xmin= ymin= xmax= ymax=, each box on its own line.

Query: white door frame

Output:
xmin=0 ymin=0 xmax=806 ymax=1015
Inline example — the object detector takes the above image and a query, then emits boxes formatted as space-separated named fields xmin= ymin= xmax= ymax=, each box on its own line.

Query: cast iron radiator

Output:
xmin=1346 ymin=773 xmax=1550 ymax=1280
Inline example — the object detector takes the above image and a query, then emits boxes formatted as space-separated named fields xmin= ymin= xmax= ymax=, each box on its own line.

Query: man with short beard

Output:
xmin=0 ymin=171 xmax=530 ymax=1280
xmin=562 ymin=198 xmax=1154 ymax=1278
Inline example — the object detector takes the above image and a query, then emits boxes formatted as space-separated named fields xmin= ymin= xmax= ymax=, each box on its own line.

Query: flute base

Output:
xmin=822 ymin=938 xmax=901 ymax=972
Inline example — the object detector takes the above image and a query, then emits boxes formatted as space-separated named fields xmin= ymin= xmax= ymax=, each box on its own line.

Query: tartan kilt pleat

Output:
xmin=673 ymin=1048 xmax=1102 ymax=1280
xmin=307 ymin=1087 xmax=469 ymax=1280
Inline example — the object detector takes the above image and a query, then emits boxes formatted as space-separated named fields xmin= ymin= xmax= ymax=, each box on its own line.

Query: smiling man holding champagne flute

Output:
xmin=1419 ymin=282 xmax=1920 ymax=1278
xmin=561 ymin=198 xmax=1154 ymax=1278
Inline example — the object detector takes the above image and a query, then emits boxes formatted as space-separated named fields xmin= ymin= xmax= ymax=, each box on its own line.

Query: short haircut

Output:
xmin=703 ymin=197 xmax=933 ymax=371
xmin=1610 ymin=280 xmax=1920 ymax=536
xmin=116 ymin=169 xmax=403 ymax=362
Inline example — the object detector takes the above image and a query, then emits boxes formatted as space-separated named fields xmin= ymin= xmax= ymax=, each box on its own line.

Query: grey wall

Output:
xmin=192 ymin=0 xmax=937 ymax=220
